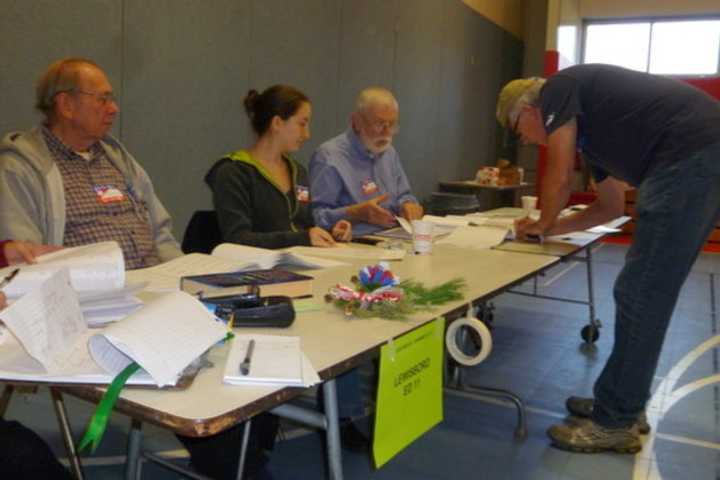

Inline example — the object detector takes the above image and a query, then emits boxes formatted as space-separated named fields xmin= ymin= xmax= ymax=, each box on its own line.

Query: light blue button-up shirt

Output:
xmin=309 ymin=130 xmax=418 ymax=236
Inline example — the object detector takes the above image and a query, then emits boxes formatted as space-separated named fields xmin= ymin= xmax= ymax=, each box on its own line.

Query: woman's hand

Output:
xmin=331 ymin=220 xmax=352 ymax=242
xmin=4 ymin=241 xmax=62 ymax=265
xmin=309 ymin=227 xmax=337 ymax=247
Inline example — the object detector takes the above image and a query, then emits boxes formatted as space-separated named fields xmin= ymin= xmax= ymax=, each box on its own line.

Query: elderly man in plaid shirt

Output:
xmin=0 ymin=58 xmax=182 ymax=270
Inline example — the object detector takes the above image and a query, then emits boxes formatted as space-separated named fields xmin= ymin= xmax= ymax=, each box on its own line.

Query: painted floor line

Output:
xmin=541 ymin=243 xmax=606 ymax=288
xmin=655 ymin=433 xmax=720 ymax=451
xmin=542 ymin=262 xmax=579 ymax=287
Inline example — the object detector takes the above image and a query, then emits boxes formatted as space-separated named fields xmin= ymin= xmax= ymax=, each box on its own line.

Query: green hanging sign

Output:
xmin=373 ymin=318 xmax=444 ymax=468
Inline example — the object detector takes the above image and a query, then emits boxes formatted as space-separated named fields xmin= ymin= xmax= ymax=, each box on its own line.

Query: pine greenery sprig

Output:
xmin=400 ymin=278 xmax=466 ymax=306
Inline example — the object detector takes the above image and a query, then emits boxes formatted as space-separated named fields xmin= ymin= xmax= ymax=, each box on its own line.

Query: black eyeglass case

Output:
xmin=202 ymin=294 xmax=296 ymax=328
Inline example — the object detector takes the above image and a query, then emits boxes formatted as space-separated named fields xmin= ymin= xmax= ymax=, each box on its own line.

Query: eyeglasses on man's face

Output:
xmin=363 ymin=115 xmax=399 ymax=135
xmin=62 ymin=89 xmax=118 ymax=106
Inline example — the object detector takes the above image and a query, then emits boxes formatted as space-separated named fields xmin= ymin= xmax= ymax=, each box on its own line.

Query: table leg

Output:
xmin=0 ymin=384 xmax=14 ymax=417
xmin=235 ymin=418 xmax=252 ymax=480
xmin=444 ymin=321 xmax=527 ymax=439
xmin=49 ymin=388 xmax=85 ymax=480
xmin=585 ymin=247 xmax=599 ymax=329
xmin=126 ymin=419 xmax=143 ymax=480
xmin=322 ymin=378 xmax=344 ymax=480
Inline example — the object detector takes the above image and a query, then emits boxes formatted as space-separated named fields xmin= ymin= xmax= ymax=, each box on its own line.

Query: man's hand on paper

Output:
xmin=346 ymin=193 xmax=396 ymax=227
xmin=514 ymin=216 xmax=549 ymax=242
xmin=331 ymin=220 xmax=353 ymax=242
xmin=400 ymin=201 xmax=424 ymax=222
xmin=309 ymin=227 xmax=337 ymax=247
xmin=4 ymin=241 xmax=62 ymax=265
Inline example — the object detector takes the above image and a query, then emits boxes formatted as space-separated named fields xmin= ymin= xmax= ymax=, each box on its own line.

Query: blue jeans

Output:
xmin=592 ymin=142 xmax=720 ymax=428
xmin=335 ymin=369 xmax=365 ymax=419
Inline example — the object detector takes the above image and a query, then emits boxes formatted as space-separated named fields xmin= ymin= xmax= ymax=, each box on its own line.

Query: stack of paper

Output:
xmin=0 ymin=242 xmax=143 ymax=326
xmin=127 ymin=244 xmax=347 ymax=292
xmin=288 ymin=245 xmax=405 ymax=261
xmin=0 ymin=269 xmax=227 ymax=387
xmin=78 ymin=285 xmax=145 ymax=327
xmin=0 ymin=241 xmax=125 ymax=298
xmin=223 ymin=334 xmax=320 ymax=387
xmin=213 ymin=243 xmax=347 ymax=270
xmin=436 ymin=225 xmax=511 ymax=249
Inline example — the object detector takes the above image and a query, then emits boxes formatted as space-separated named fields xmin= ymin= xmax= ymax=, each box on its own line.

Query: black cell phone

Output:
xmin=353 ymin=236 xmax=383 ymax=245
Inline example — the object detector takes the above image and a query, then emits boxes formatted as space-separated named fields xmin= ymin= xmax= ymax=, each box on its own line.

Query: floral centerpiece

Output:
xmin=325 ymin=262 xmax=465 ymax=320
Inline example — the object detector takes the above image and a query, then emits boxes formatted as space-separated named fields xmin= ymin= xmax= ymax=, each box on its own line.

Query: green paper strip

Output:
xmin=78 ymin=362 xmax=141 ymax=454
xmin=293 ymin=299 xmax=323 ymax=313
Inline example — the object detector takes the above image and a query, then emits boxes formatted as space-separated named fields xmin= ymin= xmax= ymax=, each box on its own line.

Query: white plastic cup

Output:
xmin=521 ymin=195 xmax=538 ymax=212
xmin=411 ymin=220 xmax=434 ymax=255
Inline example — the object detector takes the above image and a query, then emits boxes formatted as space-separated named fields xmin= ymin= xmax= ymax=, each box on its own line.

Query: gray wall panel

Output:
xmin=435 ymin=0 xmax=482 ymax=185
xmin=0 ymin=0 xmax=123 ymax=136
xmin=122 ymin=0 xmax=252 ymax=239
xmin=435 ymin=0 xmax=522 ymax=201
xmin=392 ymin=0 xmax=444 ymax=204
xmin=249 ymin=0 xmax=342 ymax=164
xmin=335 ymin=0 xmax=398 ymax=131
xmin=0 ymin=0 xmax=524 ymax=240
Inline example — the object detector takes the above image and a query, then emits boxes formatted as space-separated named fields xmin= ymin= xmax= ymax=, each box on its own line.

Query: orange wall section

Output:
xmin=462 ymin=0 xmax=524 ymax=38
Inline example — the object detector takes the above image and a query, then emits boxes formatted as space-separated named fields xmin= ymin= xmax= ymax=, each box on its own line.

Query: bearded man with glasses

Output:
xmin=310 ymin=87 xmax=423 ymax=237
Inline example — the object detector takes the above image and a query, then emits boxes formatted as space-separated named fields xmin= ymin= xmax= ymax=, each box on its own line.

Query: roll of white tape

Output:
xmin=445 ymin=316 xmax=493 ymax=366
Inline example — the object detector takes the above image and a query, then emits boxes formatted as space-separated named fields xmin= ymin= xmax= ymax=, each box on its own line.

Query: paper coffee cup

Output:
xmin=521 ymin=195 xmax=538 ymax=211
xmin=411 ymin=220 xmax=433 ymax=255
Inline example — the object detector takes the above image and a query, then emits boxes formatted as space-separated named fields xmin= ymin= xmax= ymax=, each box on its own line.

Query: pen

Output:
xmin=239 ymin=339 xmax=255 ymax=376
xmin=0 ymin=269 xmax=19 ymax=290
xmin=526 ymin=234 xmax=544 ymax=244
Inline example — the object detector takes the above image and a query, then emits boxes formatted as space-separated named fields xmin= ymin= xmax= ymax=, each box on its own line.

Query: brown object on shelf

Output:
xmin=497 ymin=159 xmax=524 ymax=186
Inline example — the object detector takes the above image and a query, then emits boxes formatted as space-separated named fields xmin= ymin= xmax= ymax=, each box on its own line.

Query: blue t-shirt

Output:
xmin=541 ymin=64 xmax=720 ymax=185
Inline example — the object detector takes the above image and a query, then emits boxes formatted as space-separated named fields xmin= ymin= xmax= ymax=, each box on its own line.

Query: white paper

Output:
xmin=289 ymin=245 xmax=405 ymax=261
xmin=395 ymin=216 xmax=413 ymax=234
xmin=0 ymin=241 xmax=125 ymax=299
xmin=0 ymin=332 xmax=154 ymax=384
xmin=81 ymin=296 xmax=144 ymax=327
xmin=436 ymin=225 xmax=510 ymax=250
xmin=126 ymin=253 xmax=247 ymax=291
xmin=212 ymin=243 xmax=284 ymax=269
xmin=586 ymin=225 xmax=621 ymax=234
xmin=214 ymin=243 xmax=347 ymax=270
xmin=88 ymin=291 xmax=227 ymax=387
xmin=423 ymin=215 xmax=468 ymax=227
xmin=223 ymin=334 xmax=307 ymax=386
xmin=588 ymin=215 xmax=631 ymax=232
xmin=0 ymin=269 xmax=91 ymax=373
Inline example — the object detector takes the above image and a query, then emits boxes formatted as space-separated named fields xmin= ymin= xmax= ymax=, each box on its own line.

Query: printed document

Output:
xmin=0 ymin=241 xmax=125 ymax=299
xmin=0 ymin=271 xmax=227 ymax=386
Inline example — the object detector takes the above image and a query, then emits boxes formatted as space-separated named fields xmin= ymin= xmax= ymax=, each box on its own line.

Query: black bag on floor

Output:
xmin=177 ymin=413 xmax=279 ymax=479
xmin=0 ymin=419 xmax=72 ymax=479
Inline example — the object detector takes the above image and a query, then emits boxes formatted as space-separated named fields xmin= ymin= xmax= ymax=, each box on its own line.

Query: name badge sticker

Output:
xmin=296 ymin=185 xmax=310 ymax=202
xmin=94 ymin=185 xmax=126 ymax=204
xmin=361 ymin=179 xmax=379 ymax=196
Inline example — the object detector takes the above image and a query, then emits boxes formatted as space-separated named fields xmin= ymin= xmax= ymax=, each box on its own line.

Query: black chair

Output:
xmin=182 ymin=210 xmax=223 ymax=254
xmin=428 ymin=192 xmax=480 ymax=216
